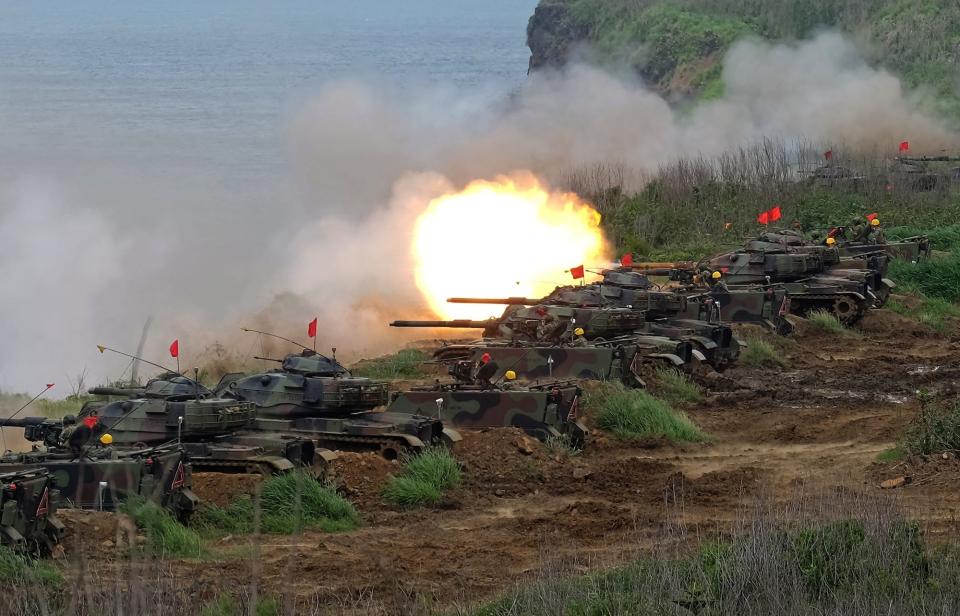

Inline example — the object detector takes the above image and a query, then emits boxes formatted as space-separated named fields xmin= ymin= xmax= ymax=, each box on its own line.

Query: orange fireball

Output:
xmin=412 ymin=174 xmax=610 ymax=320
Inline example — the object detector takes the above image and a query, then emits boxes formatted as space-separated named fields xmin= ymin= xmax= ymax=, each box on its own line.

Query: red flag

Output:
xmin=45 ymin=383 xmax=54 ymax=389
xmin=757 ymin=211 xmax=770 ymax=225
xmin=620 ymin=253 xmax=633 ymax=267
xmin=865 ymin=213 xmax=878 ymax=221
xmin=824 ymin=150 xmax=833 ymax=161
xmin=899 ymin=140 xmax=909 ymax=152
xmin=570 ymin=265 xmax=585 ymax=279
xmin=169 ymin=339 xmax=179 ymax=358
xmin=307 ymin=318 xmax=318 ymax=338
xmin=769 ymin=205 xmax=782 ymax=222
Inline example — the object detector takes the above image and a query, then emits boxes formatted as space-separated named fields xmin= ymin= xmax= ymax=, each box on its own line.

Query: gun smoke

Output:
xmin=0 ymin=31 xmax=956 ymax=391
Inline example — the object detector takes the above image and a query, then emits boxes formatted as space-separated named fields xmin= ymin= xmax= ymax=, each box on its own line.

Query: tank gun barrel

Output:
xmin=88 ymin=386 xmax=146 ymax=397
xmin=390 ymin=319 xmax=498 ymax=329
xmin=447 ymin=297 xmax=540 ymax=305
xmin=626 ymin=261 xmax=698 ymax=272
xmin=0 ymin=416 xmax=55 ymax=429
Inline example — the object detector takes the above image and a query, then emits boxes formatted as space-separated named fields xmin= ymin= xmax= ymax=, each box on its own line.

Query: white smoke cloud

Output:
xmin=2 ymin=31 xmax=957 ymax=391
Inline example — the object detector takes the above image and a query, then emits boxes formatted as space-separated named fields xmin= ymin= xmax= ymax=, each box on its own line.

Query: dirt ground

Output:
xmin=56 ymin=306 xmax=960 ymax=613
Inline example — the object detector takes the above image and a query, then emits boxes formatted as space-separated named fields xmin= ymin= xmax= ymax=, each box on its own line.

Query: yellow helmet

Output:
xmin=504 ymin=370 xmax=517 ymax=381
xmin=871 ymin=218 xmax=881 ymax=226
xmin=825 ymin=237 xmax=836 ymax=246
xmin=711 ymin=271 xmax=722 ymax=280
xmin=99 ymin=433 xmax=113 ymax=446
xmin=573 ymin=327 xmax=585 ymax=336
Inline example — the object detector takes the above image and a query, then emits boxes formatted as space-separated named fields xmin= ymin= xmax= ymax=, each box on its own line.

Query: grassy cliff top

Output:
xmin=528 ymin=0 xmax=960 ymax=113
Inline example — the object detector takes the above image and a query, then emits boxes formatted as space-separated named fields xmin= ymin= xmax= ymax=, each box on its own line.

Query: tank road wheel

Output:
xmin=831 ymin=298 xmax=860 ymax=324
xmin=378 ymin=443 xmax=403 ymax=461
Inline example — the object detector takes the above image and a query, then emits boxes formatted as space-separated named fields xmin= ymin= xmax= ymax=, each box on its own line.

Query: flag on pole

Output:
xmin=824 ymin=150 xmax=833 ymax=161
xmin=899 ymin=140 xmax=910 ymax=153
xmin=620 ymin=253 xmax=633 ymax=267
xmin=45 ymin=383 xmax=54 ymax=389
xmin=169 ymin=339 xmax=179 ymax=358
xmin=570 ymin=265 xmax=585 ymax=280
xmin=757 ymin=211 xmax=770 ymax=225
xmin=865 ymin=213 xmax=879 ymax=221
xmin=307 ymin=318 xmax=318 ymax=338
xmin=769 ymin=205 xmax=782 ymax=222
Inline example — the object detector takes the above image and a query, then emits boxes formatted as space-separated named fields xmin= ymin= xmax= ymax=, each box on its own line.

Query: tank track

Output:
xmin=791 ymin=294 xmax=868 ymax=325
xmin=297 ymin=433 xmax=428 ymax=460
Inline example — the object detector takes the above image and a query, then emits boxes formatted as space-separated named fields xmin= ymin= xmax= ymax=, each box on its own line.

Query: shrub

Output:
xmin=194 ymin=471 xmax=359 ymax=536
xmin=121 ymin=497 xmax=204 ymax=558
xmin=902 ymin=400 xmax=960 ymax=456
xmin=594 ymin=387 xmax=706 ymax=442
xmin=806 ymin=309 xmax=850 ymax=334
xmin=382 ymin=447 xmax=462 ymax=509
xmin=740 ymin=336 xmax=788 ymax=369
xmin=0 ymin=545 xmax=61 ymax=585
xmin=653 ymin=367 xmax=703 ymax=405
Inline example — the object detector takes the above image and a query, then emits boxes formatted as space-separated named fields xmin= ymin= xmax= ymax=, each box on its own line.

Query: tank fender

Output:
xmin=442 ymin=428 xmax=463 ymax=445
xmin=387 ymin=434 xmax=426 ymax=448
xmin=881 ymin=278 xmax=896 ymax=289
xmin=691 ymin=349 xmax=708 ymax=362
xmin=688 ymin=335 xmax=718 ymax=350
xmin=316 ymin=449 xmax=339 ymax=464
xmin=649 ymin=353 xmax=685 ymax=367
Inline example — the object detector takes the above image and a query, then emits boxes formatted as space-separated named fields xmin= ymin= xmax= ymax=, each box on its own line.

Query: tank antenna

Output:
xmin=95 ymin=345 xmax=205 ymax=389
xmin=240 ymin=328 xmax=310 ymax=352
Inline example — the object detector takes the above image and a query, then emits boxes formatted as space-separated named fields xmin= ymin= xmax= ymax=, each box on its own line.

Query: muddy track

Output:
xmin=61 ymin=307 xmax=960 ymax=612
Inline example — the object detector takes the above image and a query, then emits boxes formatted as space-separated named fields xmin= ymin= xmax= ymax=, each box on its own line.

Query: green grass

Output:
xmin=902 ymin=400 xmax=960 ymax=457
xmin=194 ymin=471 xmax=360 ymax=536
xmin=350 ymin=349 xmax=430 ymax=380
xmin=36 ymin=394 xmax=97 ymax=418
xmin=653 ymin=367 xmax=703 ymax=405
xmin=878 ymin=446 xmax=907 ymax=463
xmin=544 ymin=434 xmax=582 ymax=458
xmin=0 ymin=545 xmax=61 ymax=585
xmin=588 ymin=382 xmax=706 ymax=443
xmin=806 ymin=309 xmax=852 ymax=334
xmin=465 ymin=516 xmax=947 ymax=615
xmin=887 ymin=295 xmax=960 ymax=333
xmin=121 ymin=497 xmax=204 ymax=558
xmin=741 ymin=336 xmax=789 ymax=369
xmin=889 ymin=254 xmax=960 ymax=304
xmin=200 ymin=594 xmax=279 ymax=616
xmin=382 ymin=447 xmax=462 ymax=509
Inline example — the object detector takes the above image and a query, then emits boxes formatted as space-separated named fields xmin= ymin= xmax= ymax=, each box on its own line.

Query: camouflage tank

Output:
xmin=435 ymin=334 xmax=696 ymax=387
xmin=387 ymin=380 xmax=587 ymax=447
xmin=445 ymin=277 xmax=743 ymax=368
xmin=0 ymin=425 xmax=197 ymax=522
xmin=0 ymin=468 xmax=63 ymax=554
xmin=632 ymin=232 xmax=888 ymax=325
xmin=81 ymin=374 xmax=334 ymax=477
xmin=216 ymin=350 xmax=460 ymax=460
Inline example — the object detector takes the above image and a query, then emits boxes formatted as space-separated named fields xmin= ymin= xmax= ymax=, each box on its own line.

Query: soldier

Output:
xmin=535 ymin=313 xmax=567 ymax=343
xmin=863 ymin=218 xmax=885 ymax=244
xmin=707 ymin=271 xmax=729 ymax=293
xmin=570 ymin=327 xmax=588 ymax=347
xmin=474 ymin=352 xmax=499 ymax=389
xmin=58 ymin=415 xmax=94 ymax=455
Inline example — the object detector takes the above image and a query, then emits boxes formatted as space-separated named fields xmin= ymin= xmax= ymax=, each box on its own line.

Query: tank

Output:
xmin=387 ymin=381 xmax=588 ymax=448
xmin=81 ymin=374 xmax=334 ymax=477
xmin=0 ymin=439 xmax=198 ymax=523
xmin=441 ymin=283 xmax=743 ymax=369
xmin=216 ymin=350 xmax=460 ymax=461
xmin=631 ymin=231 xmax=888 ymax=325
xmin=0 ymin=468 xmax=63 ymax=554
xmin=434 ymin=335 xmax=696 ymax=387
